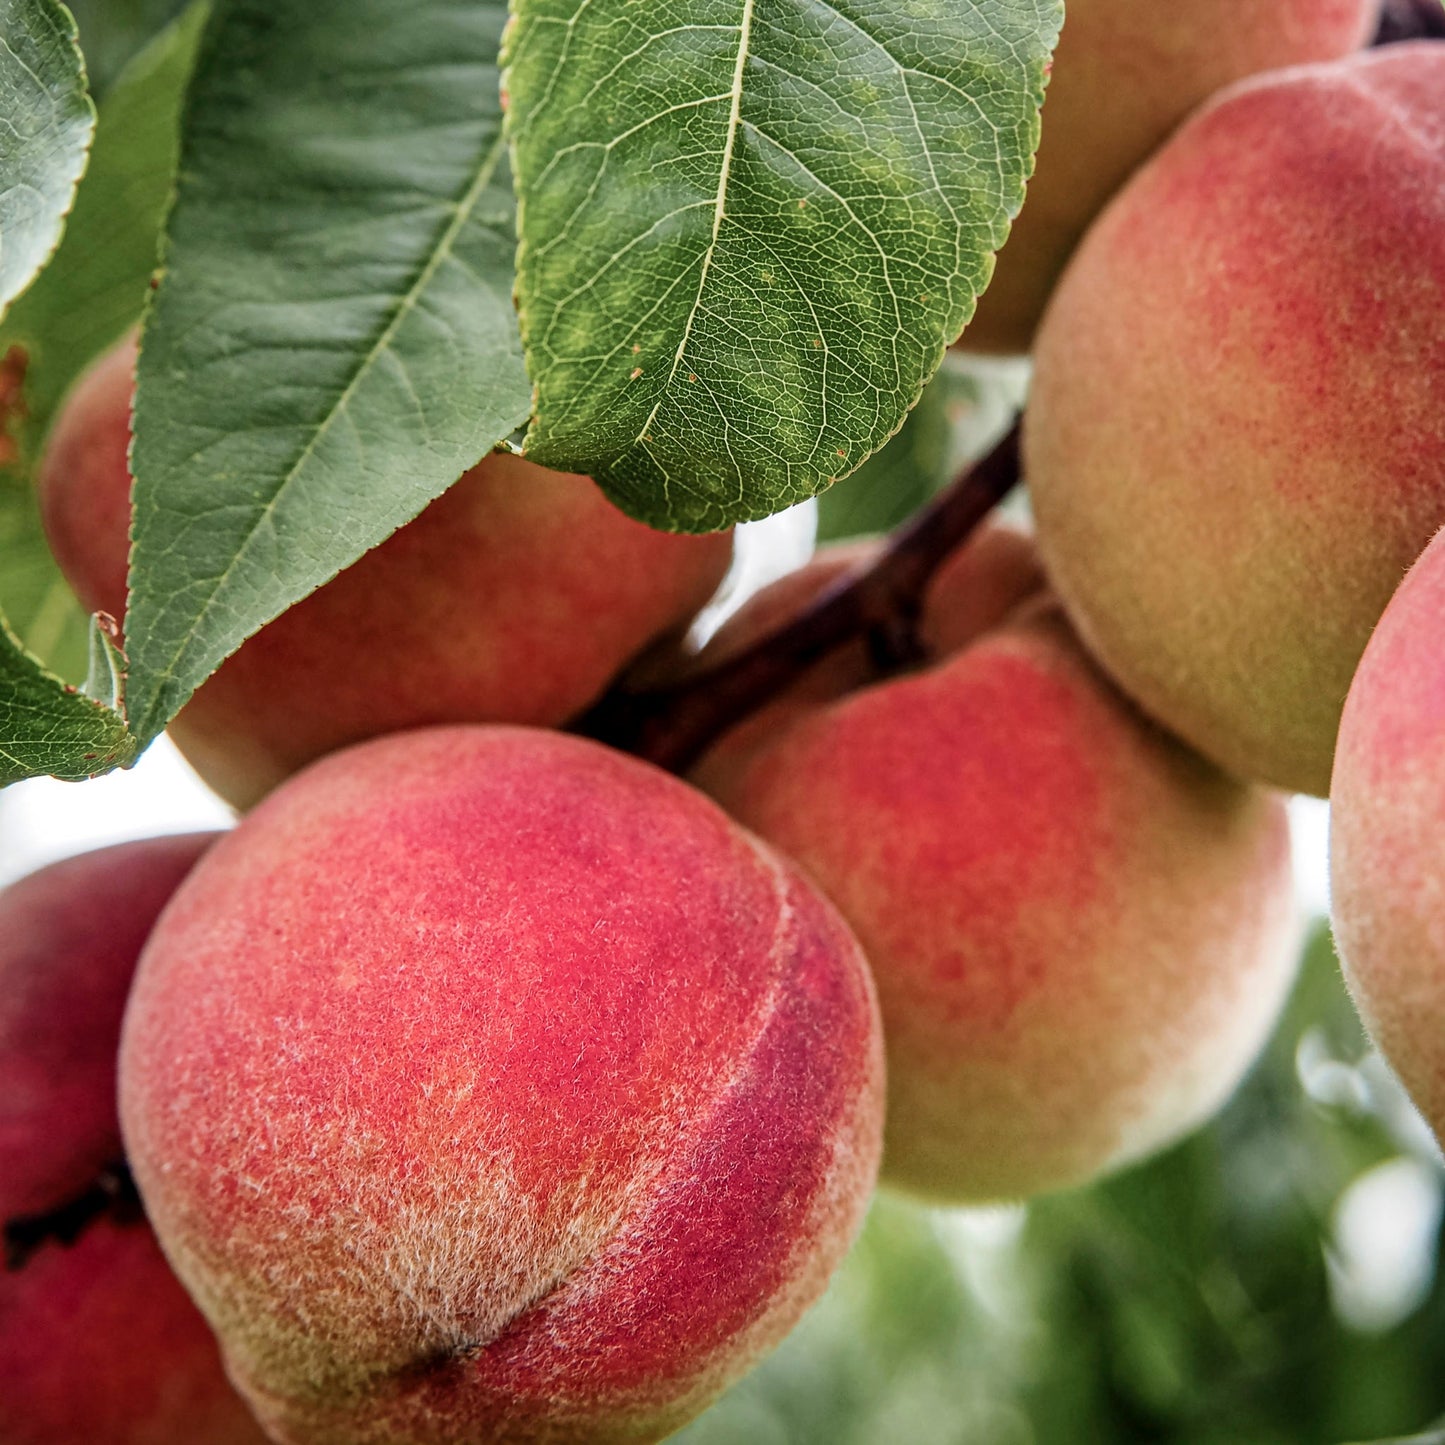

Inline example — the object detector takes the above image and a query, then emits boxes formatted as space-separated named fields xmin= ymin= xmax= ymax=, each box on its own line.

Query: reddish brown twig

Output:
xmin=575 ymin=423 xmax=1021 ymax=773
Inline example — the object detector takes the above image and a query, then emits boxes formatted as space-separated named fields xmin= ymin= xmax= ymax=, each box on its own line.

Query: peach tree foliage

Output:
xmin=0 ymin=0 xmax=1060 ymax=782
xmin=0 ymin=0 xmax=134 ymax=781
xmin=0 ymin=5 xmax=203 ymax=688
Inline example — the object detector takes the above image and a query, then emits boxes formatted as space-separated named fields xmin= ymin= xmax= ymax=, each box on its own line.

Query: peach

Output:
xmin=1025 ymin=44 xmax=1445 ymax=796
xmin=39 ymin=334 xmax=734 ymax=810
xmin=959 ymin=0 xmax=1377 ymax=353
xmin=119 ymin=726 xmax=884 ymax=1445
xmin=1 ymin=835 xmax=268 ymax=1445
xmin=1330 ymin=527 xmax=1445 ymax=1139
xmin=694 ymin=529 xmax=1298 ymax=1203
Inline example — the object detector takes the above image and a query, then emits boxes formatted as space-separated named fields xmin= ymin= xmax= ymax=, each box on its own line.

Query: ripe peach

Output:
xmin=959 ymin=0 xmax=1377 ymax=353
xmin=694 ymin=530 xmax=1298 ymax=1203
xmin=39 ymin=334 xmax=734 ymax=810
xmin=1330 ymin=528 xmax=1445 ymax=1139
xmin=1 ymin=835 xmax=268 ymax=1445
xmin=119 ymin=726 xmax=884 ymax=1445
xmin=1025 ymin=44 xmax=1445 ymax=796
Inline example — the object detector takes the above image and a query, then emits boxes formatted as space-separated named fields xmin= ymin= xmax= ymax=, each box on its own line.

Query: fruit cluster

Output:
xmin=5 ymin=4 xmax=1444 ymax=1444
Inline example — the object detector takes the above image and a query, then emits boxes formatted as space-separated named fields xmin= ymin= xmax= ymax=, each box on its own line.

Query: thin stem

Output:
xmin=575 ymin=423 xmax=1021 ymax=773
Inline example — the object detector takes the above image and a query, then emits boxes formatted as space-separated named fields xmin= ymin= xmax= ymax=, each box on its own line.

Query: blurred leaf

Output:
xmin=0 ymin=0 xmax=95 ymax=318
xmin=0 ymin=471 xmax=84 ymax=681
xmin=1349 ymin=1433 xmax=1445 ymax=1445
xmin=506 ymin=0 xmax=1061 ymax=531
xmin=65 ymin=0 xmax=188 ymax=97
xmin=814 ymin=363 xmax=964 ymax=543
xmin=1 ymin=2 xmax=204 ymax=468
xmin=125 ymin=0 xmax=530 ymax=744
xmin=0 ymin=616 xmax=135 ymax=783
xmin=675 ymin=1194 xmax=1032 ymax=1445
xmin=0 ymin=5 xmax=204 ymax=682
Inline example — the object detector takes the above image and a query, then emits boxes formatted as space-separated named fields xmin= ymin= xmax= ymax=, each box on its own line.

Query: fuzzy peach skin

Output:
xmin=695 ymin=532 xmax=1297 ymax=1204
xmin=958 ymin=0 xmax=1377 ymax=354
xmin=1331 ymin=528 xmax=1445 ymax=1138
xmin=119 ymin=726 xmax=884 ymax=1445
xmin=1 ymin=835 xmax=269 ymax=1445
xmin=39 ymin=333 xmax=734 ymax=811
xmin=1025 ymin=44 xmax=1445 ymax=796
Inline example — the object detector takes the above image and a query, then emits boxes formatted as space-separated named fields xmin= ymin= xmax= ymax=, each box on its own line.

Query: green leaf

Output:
xmin=0 ymin=616 xmax=136 ymax=784
xmin=125 ymin=0 xmax=530 ymax=743
xmin=0 ymin=481 xmax=86 ymax=680
xmin=0 ymin=5 xmax=205 ymax=683
xmin=506 ymin=0 xmax=1060 ymax=532
xmin=0 ymin=0 xmax=111 ymax=774
xmin=1 ymin=2 xmax=204 ymax=471
xmin=0 ymin=0 xmax=95 ymax=318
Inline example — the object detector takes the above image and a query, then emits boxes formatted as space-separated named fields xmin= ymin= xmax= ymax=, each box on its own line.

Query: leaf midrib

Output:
xmin=634 ymin=0 xmax=755 ymax=446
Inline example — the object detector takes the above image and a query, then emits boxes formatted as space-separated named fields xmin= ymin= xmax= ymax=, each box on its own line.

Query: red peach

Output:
xmin=1330 ymin=528 xmax=1445 ymax=1140
xmin=1 ymin=835 xmax=268 ymax=1445
xmin=1025 ymin=45 xmax=1445 ymax=795
xmin=695 ymin=533 xmax=1297 ymax=1203
xmin=39 ymin=334 xmax=734 ymax=809
xmin=119 ymin=726 xmax=884 ymax=1445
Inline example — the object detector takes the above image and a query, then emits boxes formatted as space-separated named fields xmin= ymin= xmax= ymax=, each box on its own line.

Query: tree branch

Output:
xmin=575 ymin=423 xmax=1021 ymax=773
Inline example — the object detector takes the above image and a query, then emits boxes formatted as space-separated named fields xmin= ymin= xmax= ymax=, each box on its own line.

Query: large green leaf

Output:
xmin=125 ymin=0 xmax=530 ymax=743
xmin=0 ymin=5 xmax=205 ymax=683
xmin=0 ymin=617 xmax=135 ymax=783
xmin=506 ymin=0 xmax=1060 ymax=531
xmin=0 ymin=0 xmax=95 ymax=317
